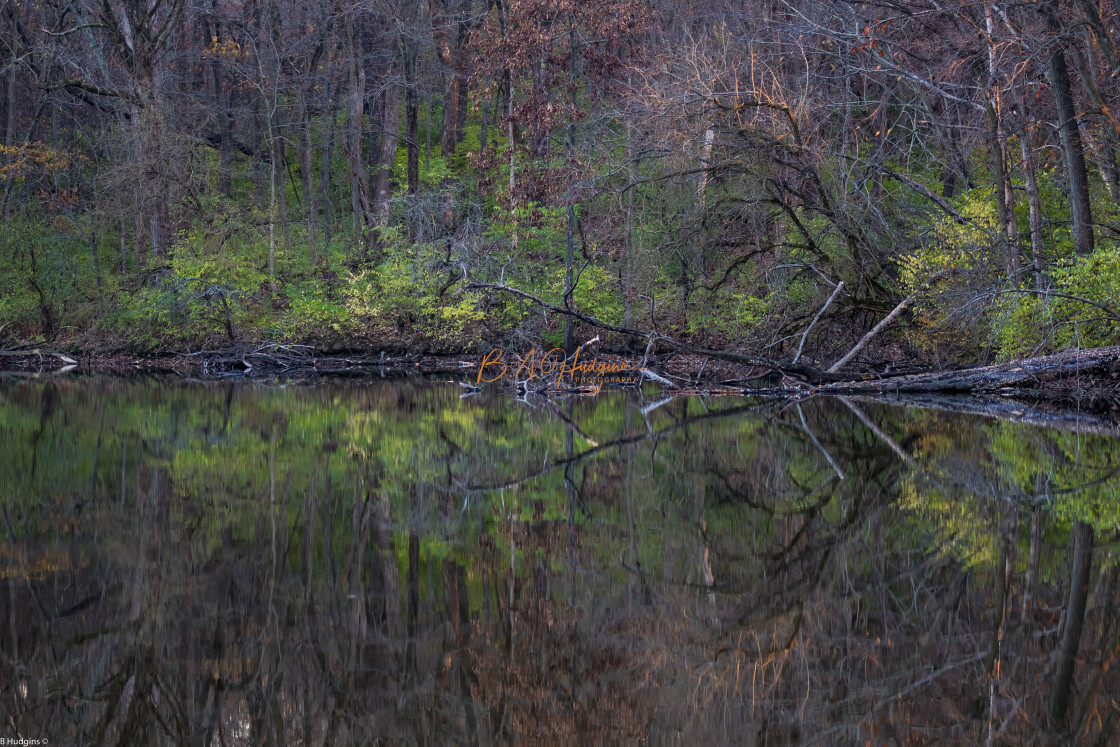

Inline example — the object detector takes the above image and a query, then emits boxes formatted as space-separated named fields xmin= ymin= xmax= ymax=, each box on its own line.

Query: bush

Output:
xmin=0 ymin=218 xmax=91 ymax=340
xmin=997 ymin=248 xmax=1120 ymax=359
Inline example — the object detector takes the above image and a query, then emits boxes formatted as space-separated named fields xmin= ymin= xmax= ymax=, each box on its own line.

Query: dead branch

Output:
xmin=828 ymin=271 xmax=948 ymax=373
xmin=793 ymin=281 xmax=844 ymax=365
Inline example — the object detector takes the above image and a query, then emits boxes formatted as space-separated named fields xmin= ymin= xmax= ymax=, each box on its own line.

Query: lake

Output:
xmin=0 ymin=377 xmax=1118 ymax=745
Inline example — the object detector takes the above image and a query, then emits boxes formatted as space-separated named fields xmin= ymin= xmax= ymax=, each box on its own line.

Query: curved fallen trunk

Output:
xmin=818 ymin=345 xmax=1120 ymax=394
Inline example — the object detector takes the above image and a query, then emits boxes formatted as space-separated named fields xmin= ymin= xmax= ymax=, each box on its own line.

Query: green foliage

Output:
xmin=393 ymin=149 xmax=455 ymax=192
xmin=0 ymin=217 xmax=94 ymax=340
xmin=279 ymin=282 xmax=352 ymax=338
xmin=687 ymin=288 xmax=769 ymax=340
xmin=341 ymin=228 xmax=485 ymax=347
xmin=484 ymin=201 xmax=567 ymax=261
xmin=997 ymin=248 xmax=1120 ymax=359
xmin=572 ymin=264 xmax=624 ymax=325
xmin=111 ymin=220 xmax=268 ymax=348
xmin=899 ymin=188 xmax=1001 ymax=289
xmin=898 ymin=412 xmax=1120 ymax=573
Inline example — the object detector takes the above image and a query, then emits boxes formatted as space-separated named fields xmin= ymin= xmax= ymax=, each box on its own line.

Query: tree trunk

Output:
xmin=434 ymin=0 xmax=459 ymax=158
xmin=1022 ymin=501 xmax=1042 ymax=620
xmin=251 ymin=103 xmax=266 ymax=209
xmin=405 ymin=49 xmax=420 ymax=196
xmin=372 ymin=73 xmax=400 ymax=226
xmin=218 ymin=87 xmax=236 ymax=199
xmin=320 ymin=94 xmax=337 ymax=268
xmin=985 ymin=6 xmax=1019 ymax=273
xmin=821 ymin=343 xmax=1120 ymax=393
xmin=274 ymin=110 xmax=294 ymax=256
xmin=624 ymin=124 xmax=636 ymax=328
xmin=1044 ymin=0 xmax=1095 ymax=255
xmin=4 ymin=11 xmax=14 ymax=149
xmin=1073 ymin=33 xmax=1120 ymax=202
xmin=298 ymin=92 xmax=316 ymax=264
xmin=987 ymin=102 xmax=1019 ymax=273
xmin=211 ymin=17 xmax=235 ymax=198
xmin=1017 ymin=98 xmax=1048 ymax=286
xmin=269 ymin=123 xmax=278 ymax=297
xmin=348 ymin=65 xmax=371 ymax=258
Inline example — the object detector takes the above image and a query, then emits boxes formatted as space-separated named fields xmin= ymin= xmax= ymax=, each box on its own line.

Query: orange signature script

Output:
xmin=477 ymin=347 xmax=638 ymax=390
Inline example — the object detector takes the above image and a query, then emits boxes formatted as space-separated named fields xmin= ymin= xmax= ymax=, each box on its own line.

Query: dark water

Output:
xmin=1 ymin=378 xmax=1119 ymax=745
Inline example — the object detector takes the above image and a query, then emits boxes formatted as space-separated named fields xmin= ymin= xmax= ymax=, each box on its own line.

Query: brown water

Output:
xmin=0 ymin=377 xmax=1118 ymax=745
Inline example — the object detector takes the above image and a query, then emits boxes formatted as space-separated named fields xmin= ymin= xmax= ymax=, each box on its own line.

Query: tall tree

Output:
xmin=1043 ymin=0 xmax=1095 ymax=255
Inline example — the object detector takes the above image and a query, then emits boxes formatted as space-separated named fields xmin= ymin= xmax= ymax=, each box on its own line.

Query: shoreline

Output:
xmin=1 ymin=344 xmax=1118 ymax=419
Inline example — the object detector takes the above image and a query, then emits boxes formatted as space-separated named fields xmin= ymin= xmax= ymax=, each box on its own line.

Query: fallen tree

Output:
xmin=466 ymin=282 xmax=1120 ymax=396
xmin=819 ymin=345 xmax=1120 ymax=394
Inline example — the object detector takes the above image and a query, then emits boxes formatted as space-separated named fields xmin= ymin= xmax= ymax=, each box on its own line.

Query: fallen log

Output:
xmin=820 ymin=345 xmax=1120 ymax=394
xmin=0 ymin=349 xmax=78 ymax=365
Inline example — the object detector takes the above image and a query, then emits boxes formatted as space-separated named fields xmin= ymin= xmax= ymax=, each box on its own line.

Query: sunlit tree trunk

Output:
xmin=345 ymin=19 xmax=371 ymax=258
xmin=372 ymin=73 xmax=400 ymax=228
xmin=985 ymin=5 xmax=1019 ymax=274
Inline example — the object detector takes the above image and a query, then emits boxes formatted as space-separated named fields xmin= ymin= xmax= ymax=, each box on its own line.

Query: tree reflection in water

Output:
xmin=0 ymin=378 xmax=1118 ymax=745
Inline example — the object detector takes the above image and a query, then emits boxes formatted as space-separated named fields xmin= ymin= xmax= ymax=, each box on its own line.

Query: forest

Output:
xmin=2 ymin=0 xmax=1120 ymax=372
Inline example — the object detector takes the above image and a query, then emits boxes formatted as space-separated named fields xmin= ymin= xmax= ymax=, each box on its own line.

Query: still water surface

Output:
xmin=1 ymin=378 xmax=1119 ymax=745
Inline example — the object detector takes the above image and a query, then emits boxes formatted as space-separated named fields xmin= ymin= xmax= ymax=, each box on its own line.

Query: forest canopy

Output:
xmin=2 ymin=0 xmax=1119 ymax=366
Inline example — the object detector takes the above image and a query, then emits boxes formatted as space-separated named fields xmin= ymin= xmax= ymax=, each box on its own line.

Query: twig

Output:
xmin=978 ymin=288 xmax=1120 ymax=322
xmin=640 ymin=395 xmax=677 ymax=416
xmin=542 ymin=399 xmax=599 ymax=446
xmin=880 ymin=165 xmax=970 ymax=224
xmin=837 ymin=397 xmax=917 ymax=466
xmin=895 ymin=653 xmax=986 ymax=701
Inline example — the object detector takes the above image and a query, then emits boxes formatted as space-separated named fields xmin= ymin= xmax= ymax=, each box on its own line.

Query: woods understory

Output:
xmin=3 ymin=0 xmax=1120 ymax=400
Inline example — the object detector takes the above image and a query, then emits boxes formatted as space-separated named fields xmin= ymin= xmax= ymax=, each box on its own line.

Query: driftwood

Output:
xmin=0 ymin=349 xmax=80 ymax=376
xmin=176 ymin=344 xmax=463 ymax=377
xmin=820 ymin=345 xmax=1120 ymax=394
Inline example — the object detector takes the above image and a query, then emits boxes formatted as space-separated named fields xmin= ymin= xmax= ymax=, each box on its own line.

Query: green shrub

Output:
xmin=0 ymin=218 xmax=92 ymax=340
xmin=997 ymin=248 xmax=1120 ymax=359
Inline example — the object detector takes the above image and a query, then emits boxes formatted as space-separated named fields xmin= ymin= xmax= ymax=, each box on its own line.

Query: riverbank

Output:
xmin=2 ymin=340 xmax=1118 ymax=415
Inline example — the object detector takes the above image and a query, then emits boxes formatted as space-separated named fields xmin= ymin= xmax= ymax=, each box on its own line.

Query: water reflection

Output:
xmin=0 ymin=378 xmax=1118 ymax=744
